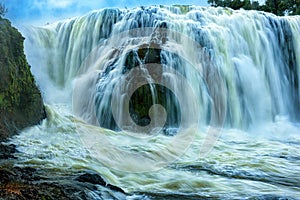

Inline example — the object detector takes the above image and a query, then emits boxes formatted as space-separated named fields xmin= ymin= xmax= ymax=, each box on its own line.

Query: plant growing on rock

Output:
xmin=0 ymin=3 xmax=7 ymax=17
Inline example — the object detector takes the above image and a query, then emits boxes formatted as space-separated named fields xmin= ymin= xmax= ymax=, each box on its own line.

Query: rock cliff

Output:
xmin=0 ymin=18 xmax=46 ymax=142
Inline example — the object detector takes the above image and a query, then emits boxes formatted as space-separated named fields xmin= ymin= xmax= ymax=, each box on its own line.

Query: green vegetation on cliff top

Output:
xmin=208 ymin=0 xmax=300 ymax=16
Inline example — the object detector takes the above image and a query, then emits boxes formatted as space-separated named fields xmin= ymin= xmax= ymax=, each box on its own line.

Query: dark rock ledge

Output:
xmin=0 ymin=163 xmax=126 ymax=199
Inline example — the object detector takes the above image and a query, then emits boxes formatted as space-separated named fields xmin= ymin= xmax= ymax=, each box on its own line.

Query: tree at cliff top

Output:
xmin=0 ymin=3 xmax=7 ymax=17
xmin=208 ymin=0 xmax=300 ymax=15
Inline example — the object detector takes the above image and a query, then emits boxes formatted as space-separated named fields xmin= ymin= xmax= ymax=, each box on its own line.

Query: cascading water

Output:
xmin=24 ymin=6 xmax=300 ymax=130
xmin=9 ymin=6 xmax=300 ymax=199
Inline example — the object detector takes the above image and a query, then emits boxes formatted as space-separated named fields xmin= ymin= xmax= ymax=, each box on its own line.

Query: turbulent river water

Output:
xmin=8 ymin=6 xmax=300 ymax=199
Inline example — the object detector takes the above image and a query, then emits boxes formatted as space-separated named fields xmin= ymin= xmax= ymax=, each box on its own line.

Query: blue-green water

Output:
xmin=11 ymin=6 xmax=300 ymax=199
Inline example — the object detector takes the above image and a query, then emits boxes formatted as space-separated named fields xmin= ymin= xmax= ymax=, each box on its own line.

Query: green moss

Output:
xmin=224 ymin=7 xmax=233 ymax=15
xmin=173 ymin=5 xmax=192 ymax=14
xmin=0 ymin=18 xmax=46 ymax=141
xmin=0 ymin=94 xmax=4 ymax=105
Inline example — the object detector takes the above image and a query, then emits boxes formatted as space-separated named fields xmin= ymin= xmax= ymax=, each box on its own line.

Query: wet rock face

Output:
xmin=0 ymin=18 xmax=46 ymax=142
xmin=75 ymin=172 xmax=126 ymax=194
xmin=0 ymin=166 xmax=126 ymax=200
xmin=125 ymin=47 xmax=181 ymax=129
xmin=97 ymin=45 xmax=181 ymax=131
xmin=129 ymin=83 xmax=181 ymax=128
xmin=0 ymin=144 xmax=16 ymax=159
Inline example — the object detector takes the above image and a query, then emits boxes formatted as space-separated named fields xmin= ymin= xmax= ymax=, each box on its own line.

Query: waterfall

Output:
xmin=23 ymin=6 xmax=300 ymax=132
xmin=9 ymin=6 xmax=300 ymax=196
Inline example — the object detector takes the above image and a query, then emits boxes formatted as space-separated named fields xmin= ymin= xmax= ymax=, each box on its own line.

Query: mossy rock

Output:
xmin=125 ymin=44 xmax=180 ymax=128
xmin=0 ymin=18 xmax=46 ymax=142
xmin=97 ymin=43 xmax=181 ymax=131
